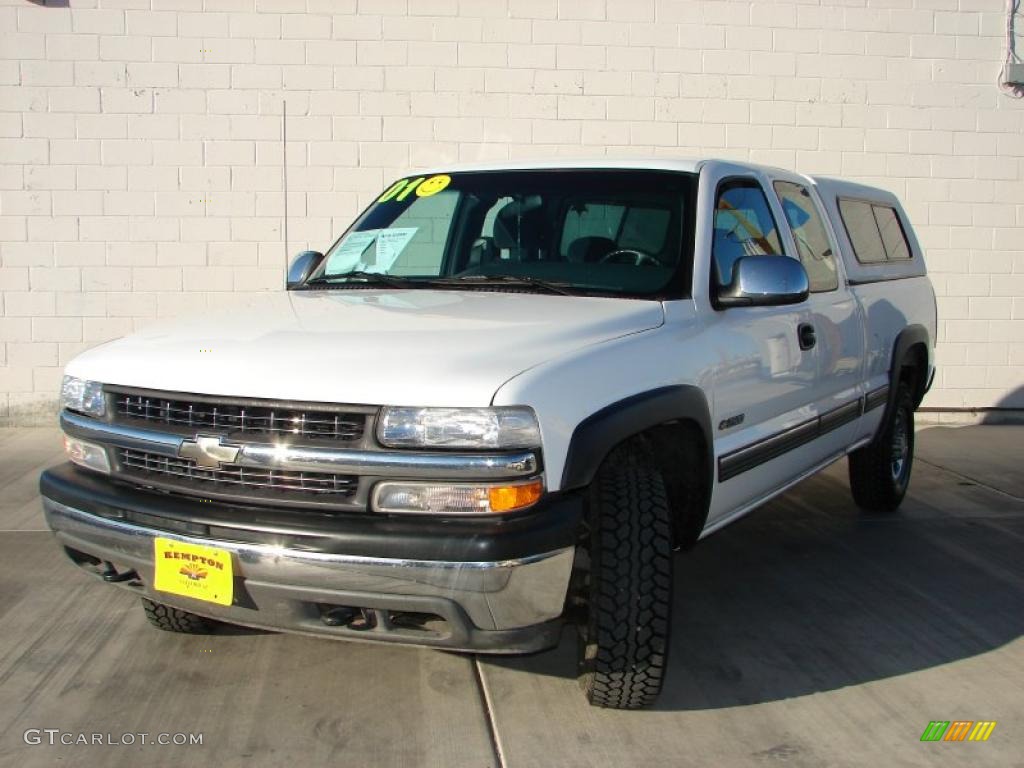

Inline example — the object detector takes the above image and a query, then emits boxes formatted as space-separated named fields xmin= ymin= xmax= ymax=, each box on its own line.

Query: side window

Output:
xmin=872 ymin=205 xmax=911 ymax=260
xmin=838 ymin=198 xmax=912 ymax=264
xmin=773 ymin=181 xmax=838 ymax=292
xmin=838 ymin=199 xmax=886 ymax=263
xmin=712 ymin=179 xmax=783 ymax=287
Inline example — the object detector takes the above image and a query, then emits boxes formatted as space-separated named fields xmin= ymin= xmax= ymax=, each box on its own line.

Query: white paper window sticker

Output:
xmin=325 ymin=229 xmax=379 ymax=275
xmin=368 ymin=228 xmax=418 ymax=273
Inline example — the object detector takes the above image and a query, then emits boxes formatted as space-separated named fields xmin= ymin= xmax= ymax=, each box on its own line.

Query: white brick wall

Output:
xmin=1 ymin=0 xmax=1023 ymax=422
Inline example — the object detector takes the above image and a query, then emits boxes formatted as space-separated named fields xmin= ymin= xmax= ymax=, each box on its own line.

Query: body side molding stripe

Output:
xmin=864 ymin=385 xmax=888 ymax=415
xmin=818 ymin=398 xmax=863 ymax=434
xmin=718 ymin=396 xmax=868 ymax=483
xmin=864 ymin=384 xmax=889 ymax=412
xmin=846 ymin=274 xmax=922 ymax=286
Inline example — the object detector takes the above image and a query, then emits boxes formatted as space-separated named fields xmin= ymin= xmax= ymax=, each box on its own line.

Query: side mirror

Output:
xmin=286 ymin=251 xmax=324 ymax=290
xmin=715 ymin=255 xmax=809 ymax=308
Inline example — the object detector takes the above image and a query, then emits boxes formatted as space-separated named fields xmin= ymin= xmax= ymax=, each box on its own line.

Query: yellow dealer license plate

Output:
xmin=153 ymin=538 xmax=233 ymax=606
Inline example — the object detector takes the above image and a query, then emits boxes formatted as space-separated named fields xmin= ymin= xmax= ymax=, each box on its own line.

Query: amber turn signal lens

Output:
xmin=372 ymin=479 xmax=545 ymax=515
xmin=488 ymin=480 xmax=543 ymax=513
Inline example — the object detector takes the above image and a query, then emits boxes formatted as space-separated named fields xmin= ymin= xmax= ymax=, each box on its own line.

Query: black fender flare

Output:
xmin=560 ymin=385 xmax=714 ymax=496
xmin=887 ymin=324 xmax=931 ymax=413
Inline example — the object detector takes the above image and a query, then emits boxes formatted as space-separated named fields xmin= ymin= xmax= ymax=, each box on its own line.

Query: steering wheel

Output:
xmin=599 ymin=249 xmax=663 ymax=267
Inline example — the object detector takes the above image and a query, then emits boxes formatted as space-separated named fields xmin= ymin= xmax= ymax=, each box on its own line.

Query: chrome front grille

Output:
xmin=113 ymin=392 xmax=367 ymax=442
xmin=118 ymin=448 xmax=358 ymax=500
xmin=61 ymin=389 xmax=538 ymax=513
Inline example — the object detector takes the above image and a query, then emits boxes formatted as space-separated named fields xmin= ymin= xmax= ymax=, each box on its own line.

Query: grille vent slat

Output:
xmin=118 ymin=448 xmax=357 ymax=498
xmin=114 ymin=394 xmax=365 ymax=442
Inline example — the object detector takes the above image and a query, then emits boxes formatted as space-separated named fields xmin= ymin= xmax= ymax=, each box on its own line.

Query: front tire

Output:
xmin=580 ymin=442 xmax=673 ymax=709
xmin=849 ymin=381 xmax=915 ymax=512
xmin=141 ymin=598 xmax=216 ymax=634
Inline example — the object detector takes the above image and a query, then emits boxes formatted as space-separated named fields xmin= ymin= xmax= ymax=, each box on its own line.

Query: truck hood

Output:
xmin=67 ymin=290 xmax=665 ymax=407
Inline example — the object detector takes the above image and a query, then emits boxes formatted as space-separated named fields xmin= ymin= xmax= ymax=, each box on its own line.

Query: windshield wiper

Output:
xmin=306 ymin=271 xmax=577 ymax=295
xmin=304 ymin=271 xmax=419 ymax=289
xmin=439 ymin=274 xmax=577 ymax=296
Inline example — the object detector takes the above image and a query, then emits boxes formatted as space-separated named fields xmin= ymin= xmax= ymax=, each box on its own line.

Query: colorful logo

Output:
xmin=920 ymin=721 xmax=996 ymax=742
xmin=179 ymin=564 xmax=209 ymax=581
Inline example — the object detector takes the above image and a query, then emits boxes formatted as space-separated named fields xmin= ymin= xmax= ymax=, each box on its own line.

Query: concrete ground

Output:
xmin=0 ymin=425 xmax=1021 ymax=768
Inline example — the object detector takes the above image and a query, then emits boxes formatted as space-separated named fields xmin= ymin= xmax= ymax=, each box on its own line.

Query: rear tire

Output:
xmin=849 ymin=381 xmax=915 ymax=512
xmin=580 ymin=441 xmax=673 ymax=709
xmin=141 ymin=598 xmax=216 ymax=634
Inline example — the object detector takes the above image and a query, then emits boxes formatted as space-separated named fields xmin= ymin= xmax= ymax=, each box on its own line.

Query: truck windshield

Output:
xmin=309 ymin=169 xmax=696 ymax=298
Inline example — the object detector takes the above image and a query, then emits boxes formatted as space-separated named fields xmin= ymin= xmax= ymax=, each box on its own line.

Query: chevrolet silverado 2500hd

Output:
xmin=42 ymin=158 xmax=936 ymax=709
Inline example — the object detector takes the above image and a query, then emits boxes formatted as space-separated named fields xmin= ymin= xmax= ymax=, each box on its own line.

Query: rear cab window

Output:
xmin=871 ymin=205 xmax=911 ymax=260
xmin=838 ymin=198 xmax=912 ymax=264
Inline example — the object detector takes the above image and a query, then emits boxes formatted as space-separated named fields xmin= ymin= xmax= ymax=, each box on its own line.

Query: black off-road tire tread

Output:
xmin=585 ymin=442 xmax=673 ymax=710
xmin=849 ymin=381 xmax=915 ymax=513
xmin=141 ymin=598 xmax=215 ymax=634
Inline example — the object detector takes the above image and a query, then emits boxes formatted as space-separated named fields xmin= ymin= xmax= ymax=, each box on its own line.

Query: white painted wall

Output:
xmin=1 ymin=0 xmax=1022 ymax=423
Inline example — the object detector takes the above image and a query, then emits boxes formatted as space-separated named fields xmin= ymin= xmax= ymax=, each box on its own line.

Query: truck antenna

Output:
xmin=280 ymin=99 xmax=288 ymax=284
xmin=282 ymin=99 xmax=289 ymax=283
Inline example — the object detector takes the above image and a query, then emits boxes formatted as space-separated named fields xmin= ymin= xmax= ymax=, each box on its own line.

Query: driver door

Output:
xmin=704 ymin=175 xmax=819 ymax=525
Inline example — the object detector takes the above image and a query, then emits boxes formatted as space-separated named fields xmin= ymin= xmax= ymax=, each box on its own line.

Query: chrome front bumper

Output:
xmin=43 ymin=497 xmax=574 ymax=653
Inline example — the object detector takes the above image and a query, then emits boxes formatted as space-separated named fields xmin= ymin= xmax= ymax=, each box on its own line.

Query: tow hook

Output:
xmin=319 ymin=605 xmax=377 ymax=630
xmin=100 ymin=561 xmax=139 ymax=583
xmin=319 ymin=606 xmax=358 ymax=627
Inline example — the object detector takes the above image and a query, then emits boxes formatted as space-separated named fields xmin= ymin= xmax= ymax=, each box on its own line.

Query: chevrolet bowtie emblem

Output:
xmin=178 ymin=435 xmax=241 ymax=468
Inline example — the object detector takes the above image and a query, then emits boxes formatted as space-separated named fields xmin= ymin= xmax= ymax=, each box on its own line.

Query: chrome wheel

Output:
xmin=849 ymin=380 xmax=915 ymax=513
xmin=890 ymin=408 xmax=909 ymax=482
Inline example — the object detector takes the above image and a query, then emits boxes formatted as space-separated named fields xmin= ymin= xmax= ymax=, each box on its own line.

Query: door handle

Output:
xmin=798 ymin=323 xmax=816 ymax=351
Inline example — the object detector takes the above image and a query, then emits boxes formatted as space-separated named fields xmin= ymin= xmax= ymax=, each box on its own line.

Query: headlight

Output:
xmin=61 ymin=376 xmax=106 ymax=418
xmin=373 ymin=478 xmax=543 ymax=515
xmin=377 ymin=406 xmax=541 ymax=449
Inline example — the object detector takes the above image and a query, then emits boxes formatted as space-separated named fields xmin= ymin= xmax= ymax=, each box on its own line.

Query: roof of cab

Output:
xmin=416 ymin=156 xmax=926 ymax=277
xmin=420 ymin=156 xmax=854 ymax=178
xmin=419 ymin=157 xmax=897 ymax=201
xmin=419 ymin=156 xmax=706 ymax=175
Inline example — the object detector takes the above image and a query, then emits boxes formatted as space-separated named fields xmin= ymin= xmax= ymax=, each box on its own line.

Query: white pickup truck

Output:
xmin=43 ymin=158 xmax=936 ymax=709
